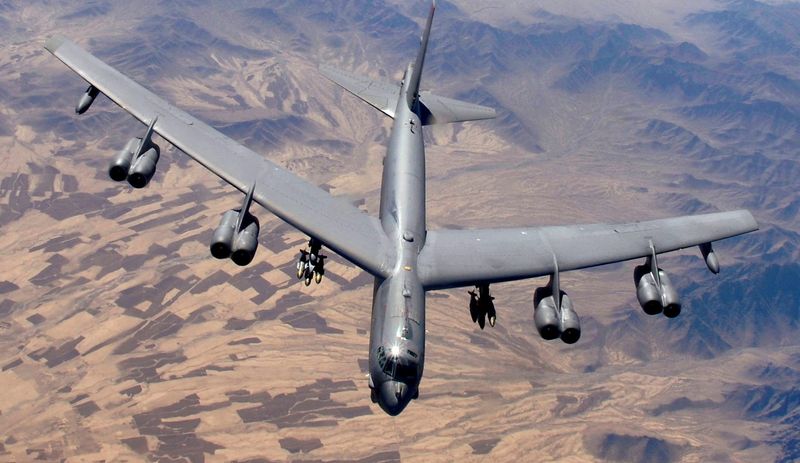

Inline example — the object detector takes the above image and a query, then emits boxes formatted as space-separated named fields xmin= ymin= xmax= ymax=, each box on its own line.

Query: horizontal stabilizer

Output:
xmin=319 ymin=64 xmax=399 ymax=119
xmin=418 ymin=91 xmax=496 ymax=125
xmin=320 ymin=64 xmax=495 ymax=125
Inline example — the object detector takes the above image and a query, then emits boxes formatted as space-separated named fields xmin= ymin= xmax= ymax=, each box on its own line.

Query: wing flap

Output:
xmin=46 ymin=36 xmax=394 ymax=277
xmin=418 ymin=210 xmax=758 ymax=290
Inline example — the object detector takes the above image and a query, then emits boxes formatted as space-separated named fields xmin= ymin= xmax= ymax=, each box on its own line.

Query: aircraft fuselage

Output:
xmin=369 ymin=70 xmax=427 ymax=415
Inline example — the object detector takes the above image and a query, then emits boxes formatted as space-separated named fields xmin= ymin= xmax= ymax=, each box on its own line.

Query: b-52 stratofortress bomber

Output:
xmin=45 ymin=2 xmax=757 ymax=415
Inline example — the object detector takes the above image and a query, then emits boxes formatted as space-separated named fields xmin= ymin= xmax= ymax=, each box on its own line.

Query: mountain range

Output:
xmin=0 ymin=0 xmax=797 ymax=461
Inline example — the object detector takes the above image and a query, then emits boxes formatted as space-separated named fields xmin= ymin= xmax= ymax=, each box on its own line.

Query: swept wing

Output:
xmin=45 ymin=36 xmax=395 ymax=277
xmin=418 ymin=210 xmax=758 ymax=290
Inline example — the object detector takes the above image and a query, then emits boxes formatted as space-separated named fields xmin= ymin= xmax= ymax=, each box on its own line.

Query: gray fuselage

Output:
xmin=369 ymin=70 xmax=427 ymax=415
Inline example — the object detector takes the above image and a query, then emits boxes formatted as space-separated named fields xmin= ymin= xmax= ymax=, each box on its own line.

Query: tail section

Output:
xmin=418 ymin=92 xmax=496 ymax=125
xmin=319 ymin=64 xmax=400 ymax=119
xmin=405 ymin=0 xmax=436 ymax=107
xmin=319 ymin=1 xmax=496 ymax=125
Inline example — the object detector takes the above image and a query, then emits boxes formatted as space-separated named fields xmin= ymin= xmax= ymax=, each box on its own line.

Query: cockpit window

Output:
xmin=393 ymin=360 xmax=417 ymax=379
xmin=382 ymin=357 xmax=417 ymax=379
xmin=377 ymin=345 xmax=418 ymax=380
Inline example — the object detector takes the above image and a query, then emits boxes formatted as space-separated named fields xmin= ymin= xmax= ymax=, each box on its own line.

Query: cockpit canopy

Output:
xmin=377 ymin=345 xmax=419 ymax=381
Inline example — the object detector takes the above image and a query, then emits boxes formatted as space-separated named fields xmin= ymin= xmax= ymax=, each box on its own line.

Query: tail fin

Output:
xmin=405 ymin=1 xmax=436 ymax=107
xmin=320 ymin=1 xmax=496 ymax=125
xmin=319 ymin=64 xmax=495 ymax=125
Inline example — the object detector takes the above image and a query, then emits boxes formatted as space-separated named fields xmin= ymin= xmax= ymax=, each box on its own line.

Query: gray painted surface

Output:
xmin=45 ymin=1 xmax=757 ymax=415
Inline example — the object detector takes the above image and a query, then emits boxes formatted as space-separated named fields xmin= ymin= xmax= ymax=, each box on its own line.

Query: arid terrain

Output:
xmin=0 ymin=0 xmax=798 ymax=462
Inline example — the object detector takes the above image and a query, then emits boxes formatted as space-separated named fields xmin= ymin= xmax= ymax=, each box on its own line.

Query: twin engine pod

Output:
xmin=533 ymin=286 xmax=581 ymax=344
xmin=634 ymin=265 xmax=681 ymax=318
xmin=108 ymin=137 xmax=161 ymax=188
xmin=210 ymin=209 xmax=260 ymax=266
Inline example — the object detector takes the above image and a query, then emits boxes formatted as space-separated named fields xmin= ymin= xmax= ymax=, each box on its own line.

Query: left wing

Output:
xmin=418 ymin=210 xmax=758 ymax=290
xmin=45 ymin=36 xmax=395 ymax=277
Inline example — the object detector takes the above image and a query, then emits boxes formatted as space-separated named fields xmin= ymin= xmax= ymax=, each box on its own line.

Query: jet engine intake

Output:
xmin=559 ymin=295 xmax=581 ymax=344
xmin=231 ymin=214 xmax=260 ymax=266
xmin=658 ymin=270 xmax=681 ymax=318
xmin=127 ymin=145 xmax=160 ymax=189
xmin=533 ymin=286 xmax=561 ymax=340
xmin=109 ymin=138 xmax=140 ymax=182
xmin=210 ymin=210 xmax=260 ymax=265
xmin=534 ymin=285 xmax=581 ymax=343
xmin=633 ymin=264 xmax=681 ymax=318
xmin=210 ymin=210 xmax=239 ymax=259
xmin=634 ymin=264 xmax=662 ymax=315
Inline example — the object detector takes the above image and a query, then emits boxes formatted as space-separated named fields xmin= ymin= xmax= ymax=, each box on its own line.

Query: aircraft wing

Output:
xmin=417 ymin=210 xmax=758 ymax=290
xmin=45 ymin=36 xmax=395 ymax=278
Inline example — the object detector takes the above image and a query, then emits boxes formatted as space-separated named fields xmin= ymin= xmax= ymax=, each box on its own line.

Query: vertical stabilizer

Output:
xmin=320 ymin=0 xmax=494 ymax=125
xmin=405 ymin=1 xmax=436 ymax=108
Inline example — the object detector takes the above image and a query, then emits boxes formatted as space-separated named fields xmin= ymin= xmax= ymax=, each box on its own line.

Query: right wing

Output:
xmin=418 ymin=210 xmax=758 ymax=290
xmin=45 ymin=36 xmax=395 ymax=277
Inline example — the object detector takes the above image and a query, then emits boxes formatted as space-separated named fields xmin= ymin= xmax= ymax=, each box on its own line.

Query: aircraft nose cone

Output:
xmin=377 ymin=381 xmax=411 ymax=416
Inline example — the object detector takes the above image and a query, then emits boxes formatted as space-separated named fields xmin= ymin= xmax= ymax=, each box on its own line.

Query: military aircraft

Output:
xmin=45 ymin=1 xmax=757 ymax=415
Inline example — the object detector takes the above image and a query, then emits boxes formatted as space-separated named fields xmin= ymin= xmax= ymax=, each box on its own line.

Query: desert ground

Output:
xmin=0 ymin=1 xmax=798 ymax=462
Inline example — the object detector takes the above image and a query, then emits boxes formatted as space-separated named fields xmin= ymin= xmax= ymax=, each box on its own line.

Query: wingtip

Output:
xmin=317 ymin=63 xmax=336 ymax=82
xmin=743 ymin=209 xmax=759 ymax=231
xmin=44 ymin=35 xmax=67 ymax=53
xmin=731 ymin=209 xmax=759 ymax=232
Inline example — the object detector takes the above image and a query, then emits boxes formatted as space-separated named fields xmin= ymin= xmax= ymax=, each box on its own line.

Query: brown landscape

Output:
xmin=0 ymin=1 xmax=798 ymax=462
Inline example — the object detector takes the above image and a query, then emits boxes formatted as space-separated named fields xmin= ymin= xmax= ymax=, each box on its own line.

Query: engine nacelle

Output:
xmin=127 ymin=145 xmax=160 ymax=189
xmin=533 ymin=286 xmax=561 ymax=341
xmin=634 ymin=265 xmax=681 ymax=317
xmin=231 ymin=214 xmax=260 ymax=266
xmin=534 ymin=286 xmax=581 ymax=343
xmin=658 ymin=270 xmax=681 ymax=318
xmin=109 ymin=138 xmax=140 ymax=182
xmin=210 ymin=210 xmax=239 ymax=259
xmin=634 ymin=264 xmax=662 ymax=315
xmin=559 ymin=294 xmax=581 ymax=344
